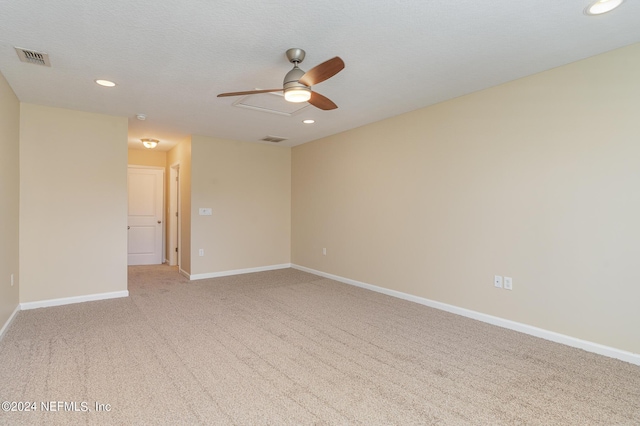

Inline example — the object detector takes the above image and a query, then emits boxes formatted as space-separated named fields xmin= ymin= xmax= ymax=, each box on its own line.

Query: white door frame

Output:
xmin=169 ymin=162 xmax=180 ymax=267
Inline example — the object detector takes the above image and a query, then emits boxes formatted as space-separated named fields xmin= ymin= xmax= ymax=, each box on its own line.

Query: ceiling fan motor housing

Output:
xmin=284 ymin=48 xmax=310 ymax=97
xmin=284 ymin=66 xmax=307 ymax=88
xmin=283 ymin=66 xmax=311 ymax=99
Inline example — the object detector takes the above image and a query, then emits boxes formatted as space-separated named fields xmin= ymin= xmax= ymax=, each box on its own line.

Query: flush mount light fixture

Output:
xmin=585 ymin=0 xmax=624 ymax=15
xmin=302 ymin=119 xmax=315 ymax=124
xmin=141 ymin=138 xmax=159 ymax=149
xmin=95 ymin=79 xmax=116 ymax=87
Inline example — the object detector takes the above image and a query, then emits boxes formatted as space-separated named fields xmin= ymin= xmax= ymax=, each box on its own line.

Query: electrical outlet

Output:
xmin=504 ymin=277 xmax=513 ymax=290
xmin=494 ymin=275 xmax=503 ymax=288
xmin=322 ymin=248 xmax=327 ymax=256
xmin=198 ymin=249 xmax=204 ymax=256
xmin=10 ymin=274 xmax=14 ymax=287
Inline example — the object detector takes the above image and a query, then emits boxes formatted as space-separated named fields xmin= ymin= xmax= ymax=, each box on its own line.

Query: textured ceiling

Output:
xmin=1 ymin=0 xmax=639 ymax=151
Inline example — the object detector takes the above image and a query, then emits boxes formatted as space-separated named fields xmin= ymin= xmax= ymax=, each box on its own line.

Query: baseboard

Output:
xmin=188 ymin=263 xmax=292 ymax=281
xmin=0 ymin=305 xmax=20 ymax=341
xmin=20 ymin=290 xmax=129 ymax=311
xmin=291 ymin=264 xmax=640 ymax=366
xmin=179 ymin=268 xmax=190 ymax=279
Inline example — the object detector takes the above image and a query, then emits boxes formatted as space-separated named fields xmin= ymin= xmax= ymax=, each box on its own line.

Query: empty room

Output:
xmin=1 ymin=0 xmax=639 ymax=424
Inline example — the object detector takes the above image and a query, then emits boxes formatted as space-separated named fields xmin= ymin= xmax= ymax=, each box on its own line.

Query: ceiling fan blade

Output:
xmin=308 ymin=91 xmax=338 ymax=110
xmin=217 ymin=89 xmax=282 ymax=97
xmin=298 ymin=57 xmax=344 ymax=87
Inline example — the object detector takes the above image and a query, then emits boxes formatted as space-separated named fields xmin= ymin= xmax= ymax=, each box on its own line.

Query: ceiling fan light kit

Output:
xmin=284 ymin=88 xmax=311 ymax=103
xmin=218 ymin=48 xmax=344 ymax=110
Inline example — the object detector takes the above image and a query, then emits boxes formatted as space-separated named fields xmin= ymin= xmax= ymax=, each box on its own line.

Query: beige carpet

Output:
xmin=1 ymin=265 xmax=639 ymax=425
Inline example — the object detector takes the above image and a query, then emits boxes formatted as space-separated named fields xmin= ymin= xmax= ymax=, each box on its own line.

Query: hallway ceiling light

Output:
xmin=141 ymin=138 xmax=159 ymax=149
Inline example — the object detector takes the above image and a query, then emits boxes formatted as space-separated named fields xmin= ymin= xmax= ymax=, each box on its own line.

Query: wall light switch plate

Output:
xmin=199 ymin=208 xmax=212 ymax=216
xmin=494 ymin=275 xmax=503 ymax=288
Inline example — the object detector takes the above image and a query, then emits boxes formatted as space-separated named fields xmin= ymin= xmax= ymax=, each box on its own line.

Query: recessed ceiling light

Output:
xmin=585 ymin=0 xmax=624 ymax=15
xmin=95 ymin=79 xmax=116 ymax=87
xmin=302 ymin=119 xmax=315 ymax=124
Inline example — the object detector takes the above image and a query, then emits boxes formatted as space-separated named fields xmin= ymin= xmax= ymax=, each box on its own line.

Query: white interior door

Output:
xmin=128 ymin=167 xmax=164 ymax=265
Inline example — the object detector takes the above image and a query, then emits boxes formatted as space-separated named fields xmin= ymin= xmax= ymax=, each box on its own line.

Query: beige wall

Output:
xmin=19 ymin=104 xmax=128 ymax=303
xmin=167 ymin=138 xmax=192 ymax=273
xmin=128 ymin=148 xmax=167 ymax=168
xmin=292 ymin=44 xmax=640 ymax=354
xmin=190 ymin=136 xmax=291 ymax=275
xmin=0 ymin=72 xmax=20 ymax=328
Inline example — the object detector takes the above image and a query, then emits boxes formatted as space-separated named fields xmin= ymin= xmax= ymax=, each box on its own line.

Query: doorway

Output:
xmin=127 ymin=166 xmax=164 ymax=265
xmin=169 ymin=163 xmax=180 ymax=267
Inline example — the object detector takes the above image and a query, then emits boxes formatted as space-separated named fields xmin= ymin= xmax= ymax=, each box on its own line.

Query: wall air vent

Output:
xmin=261 ymin=135 xmax=288 ymax=143
xmin=15 ymin=47 xmax=51 ymax=67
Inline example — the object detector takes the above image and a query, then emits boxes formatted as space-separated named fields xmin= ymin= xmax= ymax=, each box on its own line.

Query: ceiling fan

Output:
xmin=217 ymin=48 xmax=345 ymax=110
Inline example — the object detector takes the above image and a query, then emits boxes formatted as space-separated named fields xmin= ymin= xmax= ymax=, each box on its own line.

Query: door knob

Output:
xmin=158 ymin=220 xmax=162 ymax=224
xmin=127 ymin=226 xmax=130 ymax=230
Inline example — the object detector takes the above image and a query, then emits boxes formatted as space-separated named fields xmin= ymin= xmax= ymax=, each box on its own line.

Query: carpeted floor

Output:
xmin=1 ymin=265 xmax=639 ymax=425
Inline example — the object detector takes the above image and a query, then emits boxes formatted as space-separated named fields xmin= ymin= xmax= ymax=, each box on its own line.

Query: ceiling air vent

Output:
xmin=15 ymin=47 xmax=51 ymax=67
xmin=233 ymin=92 xmax=309 ymax=117
xmin=261 ymin=135 xmax=288 ymax=143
